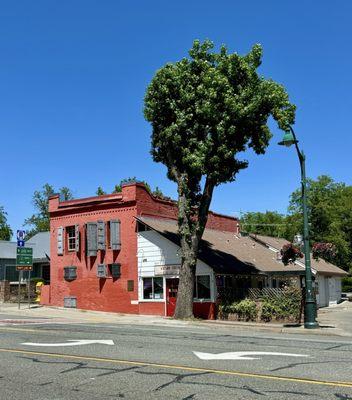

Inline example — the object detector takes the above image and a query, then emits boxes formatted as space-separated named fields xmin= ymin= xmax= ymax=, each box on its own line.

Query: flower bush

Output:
xmin=312 ymin=242 xmax=337 ymax=262
xmin=280 ymin=243 xmax=303 ymax=265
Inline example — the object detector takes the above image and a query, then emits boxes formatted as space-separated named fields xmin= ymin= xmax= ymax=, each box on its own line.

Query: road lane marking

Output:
xmin=0 ymin=347 xmax=351 ymax=388
xmin=21 ymin=339 xmax=114 ymax=347
xmin=193 ymin=351 xmax=309 ymax=360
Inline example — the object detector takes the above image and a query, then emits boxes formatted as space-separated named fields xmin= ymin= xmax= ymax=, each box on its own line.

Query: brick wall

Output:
xmin=47 ymin=183 xmax=238 ymax=316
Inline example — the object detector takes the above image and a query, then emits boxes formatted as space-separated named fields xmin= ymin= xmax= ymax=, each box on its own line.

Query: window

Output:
xmin=109 ymin=263 xmax=121 ymax=278
xmin=137 ymin=221 xmax=151 ymax=232
xmin=143 ymin=277 xmax=163 ymax=300
xmin=66 ymin=226 xmax=76 ymax=251
xmin=64 ymin=266 xmax=77 ymax=281
xmin=194 ymin=275 xmax=211 ymax=299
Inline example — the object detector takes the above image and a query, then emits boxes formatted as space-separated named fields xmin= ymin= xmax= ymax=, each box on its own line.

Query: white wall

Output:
xmin=317 ymin=275 xmax=342 ymax=307
xmin=137 ymin=230 xmax=215 ymax=301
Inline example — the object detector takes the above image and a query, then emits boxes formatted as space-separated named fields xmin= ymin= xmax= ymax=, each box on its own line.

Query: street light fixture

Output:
xmin=278 ymin=126 xmax=319 ymax=329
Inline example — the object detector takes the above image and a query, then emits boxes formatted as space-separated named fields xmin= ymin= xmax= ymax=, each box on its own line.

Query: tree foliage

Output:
xmin=112 ymin=177 xmax=166 ymax=198
xmin=25 ymin=184 xmax=73 ymax=238
xmin=241 ymin=176 xmax=352 ymax=271
xmin=0 ymin=206 xmax=12 ymax=241
xmin=96 ymin=186 xmax=107 ymax=196
xmin=144 ymin=39 xmax=295 ymax=318
xmin=241 ymin=211 xmax=287 ymax=237
xmin=287 ymin=175 xmax=352 ymax=270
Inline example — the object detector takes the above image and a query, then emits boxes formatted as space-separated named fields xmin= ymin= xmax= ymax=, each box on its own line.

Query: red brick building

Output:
xmin=42 ymin=183 xmax=239 ymax=318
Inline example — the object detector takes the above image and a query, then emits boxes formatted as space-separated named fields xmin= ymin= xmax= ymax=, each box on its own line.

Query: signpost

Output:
xmin=17 ymin=230 xmax=26 ymax=248
xmin=16 ymin=247 xmax=33 ymax=269
xmin=16 ymin=241 xmax=33 ymax=309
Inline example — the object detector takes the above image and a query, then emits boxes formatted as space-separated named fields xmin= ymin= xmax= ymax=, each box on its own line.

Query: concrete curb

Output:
xmin=1 ymin=304 xmax=351 ymax=337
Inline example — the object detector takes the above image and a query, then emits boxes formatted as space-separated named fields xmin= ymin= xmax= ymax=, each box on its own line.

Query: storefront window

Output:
xmin=143 ymin=277 xmax=164 ymax=300
xmin=194 ymin=275 xmax=211 ymax=299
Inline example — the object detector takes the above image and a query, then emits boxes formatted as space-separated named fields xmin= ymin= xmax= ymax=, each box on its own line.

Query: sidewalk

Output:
xmin=1 ymin=302 xmax=352 ymax=338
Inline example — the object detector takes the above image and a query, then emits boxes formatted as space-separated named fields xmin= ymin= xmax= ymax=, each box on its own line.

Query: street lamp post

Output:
xmin=278 ymin=126 xmax=319 ymax=329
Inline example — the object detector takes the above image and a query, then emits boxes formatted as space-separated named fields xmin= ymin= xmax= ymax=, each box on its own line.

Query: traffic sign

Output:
xmin=16 ymin=265 xmax=33 ymax=271
xmin=16 ymin=247 xmax=33 ymax=270
xmin=17 ymin=230 xmax=26 ymax=247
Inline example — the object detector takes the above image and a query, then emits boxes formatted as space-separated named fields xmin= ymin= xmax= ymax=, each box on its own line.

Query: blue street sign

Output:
xmin=17 ymin=230 xmax=26 ymax=248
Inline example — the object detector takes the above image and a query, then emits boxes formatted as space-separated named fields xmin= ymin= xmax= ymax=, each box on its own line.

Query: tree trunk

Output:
xmin=174 ymin=176 xmax=214 ymax=319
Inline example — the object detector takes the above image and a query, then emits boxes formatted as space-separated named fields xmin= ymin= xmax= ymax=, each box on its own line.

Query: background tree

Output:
xmin=25 ymin=184 xmax=73 ymax=238
xmin=144 ymin=39 xmax=295 ymax=318
xmin=287 ymin=175 xmax=352 ymax=271
xmin=96 ymin=186 xmax=107 ymax=196
xmin=112 ymin=177 xmax=165 ymax=198
xmin=0 ymin=206 xmax=12 ymax=240
xmin=240 ymin=211 xmax=287 ymax=237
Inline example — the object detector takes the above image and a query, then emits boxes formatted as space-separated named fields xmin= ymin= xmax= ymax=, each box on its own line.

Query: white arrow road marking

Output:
xmin=193 ymin=351 xmax=309 ymax=360
xmin=21 ymin=340 xmax=114 ymax=347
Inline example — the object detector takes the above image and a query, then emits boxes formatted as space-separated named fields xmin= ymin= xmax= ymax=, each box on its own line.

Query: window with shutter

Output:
xmin=110 ymin=263 xmax=121 ymax=278
xmin=86 ymin=223 xmax=98 ymax=256
xmin=97 ymin=264 xmax=107 ymax=278
xmin=110 ymin=219 xmax=121 ymax=250
xmin=97 ymin=221 xmax=106 ymax=250
xmin=64 ymin=266 xmax=77 ymax=281
xmin=57 ymin=227 xmax=64 ymax=255
xmin=66 ymin=226 xmax=76 ymax=251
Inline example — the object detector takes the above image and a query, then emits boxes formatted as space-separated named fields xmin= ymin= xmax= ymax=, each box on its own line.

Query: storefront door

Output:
xmin=166 ymin=278 xmax=179 ymax=317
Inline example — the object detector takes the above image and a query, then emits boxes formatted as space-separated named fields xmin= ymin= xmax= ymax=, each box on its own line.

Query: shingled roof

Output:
xmin=250 ymin=234 xmax=347 ymax=277
xmin=137 ymin=217 xmax=336 ymax=276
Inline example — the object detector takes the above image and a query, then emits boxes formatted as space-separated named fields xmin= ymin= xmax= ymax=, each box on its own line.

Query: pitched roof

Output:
xmin=0 ymin=232 xmax=50 ymax=262
xmin=250 ymin=234 xmax=347 ymax=276
xmin=138 ymin=217 xmax=311 ymax=276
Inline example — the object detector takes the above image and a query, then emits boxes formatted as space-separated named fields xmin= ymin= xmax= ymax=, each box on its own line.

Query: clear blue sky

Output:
xmin=1 ymin=0 xmax=351 ymax=236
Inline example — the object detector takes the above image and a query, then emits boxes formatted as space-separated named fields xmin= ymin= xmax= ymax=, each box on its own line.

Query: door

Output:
xmin=166 ymin=278 xmax=179 ymax=317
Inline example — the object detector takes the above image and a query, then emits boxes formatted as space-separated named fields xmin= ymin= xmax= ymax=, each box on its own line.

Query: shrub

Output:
xmin=231 ymin=299 xmax=257 ymax=321
xmin=260 ymin=287 xmax=302 ymax=322
xmin=342 ymin=277 xmax=352 ymax=293
xmin=261 ymin=302 xmax=281 ymax=322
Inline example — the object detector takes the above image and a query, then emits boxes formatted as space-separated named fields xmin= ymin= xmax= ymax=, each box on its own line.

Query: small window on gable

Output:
xmin=137 ymin=221 xmax=151 ymax=232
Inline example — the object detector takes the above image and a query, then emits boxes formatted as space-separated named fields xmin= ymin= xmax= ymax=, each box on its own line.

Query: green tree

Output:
xmin=96 ymin=186 xmax=107 ymax=196
xmin=25 ymin=184 xmax=73 ymax=238
xmin=112 ymin=177 xmax=165 ymax=198
xmin=240 ymin=211 xmax=287 ymax=237
xmin=153 ymin=186 xmax=164 ymax=198
xmin=287 ymin=175 xmax=352 ymax=270
xmin=144 ymin=39 xmax=295 ymax=318
xmin=0 ymin=206 xmax=12 ymax=240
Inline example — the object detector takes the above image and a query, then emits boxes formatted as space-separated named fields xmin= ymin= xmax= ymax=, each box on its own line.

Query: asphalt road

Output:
xmin=1 ymin=314 xmax=352 ymax=399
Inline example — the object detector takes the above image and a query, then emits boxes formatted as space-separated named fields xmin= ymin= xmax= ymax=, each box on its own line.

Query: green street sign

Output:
xmin=16 ymin=247 xmax=33 ymax=269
